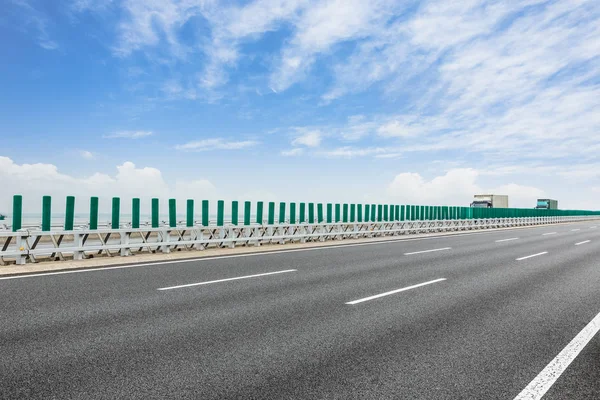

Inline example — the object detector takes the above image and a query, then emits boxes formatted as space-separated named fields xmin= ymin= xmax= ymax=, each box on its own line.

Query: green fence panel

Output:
xmin=12 ymin=195 xmax=23 ymax=232
xmin=364 ymin=204 xmax=370 ymax=222
xmin=389 ymin=204 xmax=394 ymax=221
xmin=268 ymin=202 xmax=275 ymax=225
xmin=202 ymin=200 xmax=209 ymax=226
xmin=308 ymin=203 xmax=315 ymax=223
xmin=232 ymin=201 xmax=239 ymax=225
xmin=244 ymin=201 xmax=251 ymax=225
xmin=318 ymin=203 xmax=324 ymax=223
xmin=290 ymin=203 xmax=296 ymax=224
xmin=152 ymin=198 xmax=159 ymax=228
xmin=132 ymin=198 xmax=140 ymax=229
xmin=383 ymin=205 xmax=389 ymax=221
xmin=327 ymin=203 xmax=333 ymax=223
xmin=279 ymin=202 xmax=286 ymax=224
xmin=217 ymin=200 xmax=225 ymax=226
xmin=111 ymin=197 xmax=120 ymax=229
xmin=256 ymin=201 xmax=263 ymax=224
xmin=89 ymin=197 xmax=98 ymax=230
xmin=334 ymin=204 xmax=340 ymax=223
xmin=376 ymin=204 xmax=382 ymax=222
xmin=370 ymin=204 xmax=376 ymax=222
xmin=169 ymin=199 xmax=177 ymax=228
xmin=350 ymin=204 xmax=356 ymax=222
xmin=64 ymin=196 xmax=75 ymax=231
xmin=42 ymin=195 xmax=51 ymax=231
xmin=299 ymin=203 xmax=306 ymax=223
xmin=342 ymin=204 xmax=348 ymax=223
xmin=186 ymin=199 xmax=194 ymax=227
xmin=357 ymin=204 xmax=363 ymax=222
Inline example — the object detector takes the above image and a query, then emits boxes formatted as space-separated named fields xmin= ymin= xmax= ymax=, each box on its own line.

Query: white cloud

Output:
xmin=318 ymin=146 xmax=389 ymax=158
xmin=281 ymin=148 xmax=304 ymax=156
xmin=292 ymin=130 xmax=321 ymax=147
xmin=103 ymin=130 xmax=153 ymax=139
xmin=80 ymin=150 xmax=95 ymax=159
xmin=386 ymin=168 xmax=546 ymax=207
xmin=0 ymin=156 xmax=218 ymax=214
xmin=175 ymin=138 xmax=258 ymax=151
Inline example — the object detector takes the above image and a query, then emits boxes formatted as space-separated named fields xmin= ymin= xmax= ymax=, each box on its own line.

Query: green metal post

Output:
xmin=12 ymin=195 xmax=22 ymax=232
xmin=357 ymin=204 xmax=363 ymax=222
xmin=268 ymin=202 xmax=275 ymax=225
xmin=89 ymin=197 xmax=98 ymax=230
xmin=350 ymin=204 xmax=356 ymax=223
xmin=318 ymin=203 xmax=324 ymax=223
xmin=186 ymin=199 xmax=194 ymax=227
xmin=299 ymin=203 xmax=306 ymax=223
xmin=152 ymin=198 xmax=159 ymax=228
xmin=217 ymin=200 xmax=225 ymax=226
xmin=111 ymin=197 xmax=120 ymax=229
xmin=231 ymin=201 xmax=239 ymax=225
xmin=389 ymin=204 xmax=394 ymax=221
xmin=343 ymin=204 xmax=348 ymax=223
xmin=169 ymin=199 xmax=177 ymax=228
xmin=42 ymin=195 xmax=51 ymax=231
xmin=371 ymin=204 xmax=376 ymax=222
xmin=327 ymin=203 xmax=333 ymax=223
xmin=383 ymin=205 xmax=389 ymax=221
xmin=64 ymin=196 xmax=75 ymax=231
xmin=290 ymin=203 xmax=296 ymax=224
xmin=202 ymin=200 xmax=209 ymax=226
xmin=244 ymin=201 xmax=251 ymax=226
xmin=365 ymin=204 xmax=370 ymax=222
xmin=308 ymin=203 xmax=315 ymax=224
xmin=279 ymin=202 xmax=286 ymax=224
xmin=132 ymin=198 xmax=140 ymax=228
xmin=335 ymin=204 xmax=341 ymax=223
xmin=256 ymin=201 xmax=264 ymax=224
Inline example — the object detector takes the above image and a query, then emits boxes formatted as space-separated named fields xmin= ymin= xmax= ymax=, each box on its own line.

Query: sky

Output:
xmin=1 ymin=0 xmax=599 ymax=214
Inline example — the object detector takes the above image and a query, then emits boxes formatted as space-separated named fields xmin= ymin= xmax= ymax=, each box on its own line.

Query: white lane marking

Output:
xmin=571 ymin=229 xmax=581 ymax=232
xmin=346 ymin=278 xmax=446 ymax=305
xmin=514 ymin=311 xmax=600 ymax=400
xmin=157 ymin=269 xmax=297 ymax=291
xmin=496 ymin=238 xmax=519 ymax=243
xmin=404 ymin=247 xmax=451 ymax=256
xmin=590 ymin=226 xmax=597 ymax=229
xmin=516 ymin=252 xmax=548 ymax=261
xmin=542 ymin=232 xmax=557 ymax=236
xmin=575 ymin=240 xmax=591 ymax=246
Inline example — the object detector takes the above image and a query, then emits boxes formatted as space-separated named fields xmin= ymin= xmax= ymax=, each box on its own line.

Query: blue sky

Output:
xmin=1 ymin=0 xmax=599 ymax=213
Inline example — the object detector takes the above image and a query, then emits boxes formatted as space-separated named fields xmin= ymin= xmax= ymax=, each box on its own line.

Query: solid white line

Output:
xmin=346 ymin=278 xmax=446 ymax=305
xmin=514 ymin=311 xmax=600 ymax=400
xmin=542 ymin=232 xmax=557 ymax=236
xmin=496 ymin=238 xmax=519 ymax=243
xmin=404 ymin=247 xmax=451 ymax=256
xmin=516 ymin=252 xmax=548 ymax=261
xmin=157 ymin=269 xmax=297 ymax=291
xmin=571 ymin=229 xmax=581 ymax=232
xmin=575 ymin=240 xmax=591 ymax=246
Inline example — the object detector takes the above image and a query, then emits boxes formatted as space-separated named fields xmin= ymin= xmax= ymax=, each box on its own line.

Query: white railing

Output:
xmin=1 ymin=216 xmax=597 ymax=265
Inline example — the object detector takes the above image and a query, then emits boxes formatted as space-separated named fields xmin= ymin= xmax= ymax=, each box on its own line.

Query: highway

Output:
xmin=1 ymin=221 xmax=599 ymax=399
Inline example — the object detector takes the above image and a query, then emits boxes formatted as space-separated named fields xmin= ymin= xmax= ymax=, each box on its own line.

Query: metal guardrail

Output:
xmin=1 ymin=216 xmax=596 ymax=266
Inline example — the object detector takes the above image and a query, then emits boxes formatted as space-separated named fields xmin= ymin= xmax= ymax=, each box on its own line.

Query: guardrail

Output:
xmin=1 ymin=195 xmax=599 ymax=265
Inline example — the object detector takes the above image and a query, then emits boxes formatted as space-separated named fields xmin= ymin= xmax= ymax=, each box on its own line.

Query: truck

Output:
xmin=470 ymin=194 xmax=509 ymax=208
xmin=535 ymin=199 xmax=558 ymax=210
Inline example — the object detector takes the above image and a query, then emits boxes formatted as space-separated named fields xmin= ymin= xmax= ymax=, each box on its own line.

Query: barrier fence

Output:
xmin=1 ymin=195 xmax=599 ymax=265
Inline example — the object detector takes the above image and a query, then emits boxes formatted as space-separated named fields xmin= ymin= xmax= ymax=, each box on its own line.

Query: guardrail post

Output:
xmin=132 ymin=198 xmax=140 ymax=228
xmin=42 ymin=195 xmax=51 ymax=231
xmin=202 ymin=200 xmax=209 ymax=226
xmin=112 ymin=197 xmax=120 ymax=229
xmin=152 ymin=198 xmax=159 ymax=228
xmin=187 ymin=199 xmax=194 ymax=227
xmin=64 ymin=196 xmax=75 ymax=231
xmin=90 ymin=197 xmax=98 ymax=230
xmin=169 ymin=199 xmax=177 ymax=228
xmin=12 ymin=195 xmax=22 ymax=232
xmin=15 ymin=229 xmax=27 ymax=265
xmin=73 ymin=228 xmax=84 ymax=261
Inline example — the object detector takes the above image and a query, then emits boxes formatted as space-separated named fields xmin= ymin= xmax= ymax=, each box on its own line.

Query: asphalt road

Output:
xmin=1 ymin=221 xmax=599 ymax=399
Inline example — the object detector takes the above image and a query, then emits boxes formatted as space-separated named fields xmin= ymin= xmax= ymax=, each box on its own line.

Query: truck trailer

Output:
xmin=535 ymin=199 xmax=558 ymax=210
xmin=470 ymin=194 xmax=509 ymax=208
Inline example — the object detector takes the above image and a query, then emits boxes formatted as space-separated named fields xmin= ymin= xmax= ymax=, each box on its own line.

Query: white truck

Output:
xmin=470 ymin=194 xmax=509 ymax=208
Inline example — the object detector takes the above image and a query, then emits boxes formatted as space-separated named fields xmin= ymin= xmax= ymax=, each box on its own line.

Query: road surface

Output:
xmin=1 ymin=221 xmax=599 ymax=399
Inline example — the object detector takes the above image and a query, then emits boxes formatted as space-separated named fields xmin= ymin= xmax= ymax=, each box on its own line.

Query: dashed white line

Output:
xmin=571 ymin=229 xmax=581 ymax=232
xmin=346 ymin=278 xmax=446 ymax=305
xmin=157 ymin=269 xmax=297 ymax=290
xmin=542 ymin=232 xmax=557 ymax=236
xmin=514 ymin=310 xmax=600 ymax=400
xmin=575 ymin=240 xmax=591 ymax=246
xmin=404 ymin=247 xmax=451 ymax=256
xmin=496 ymin=238 xmax=519 ymax=243
xmin=591 ymin=226 xmax=597 ymax=229
xmin=516 ymin=252 xmax=548 ymax=261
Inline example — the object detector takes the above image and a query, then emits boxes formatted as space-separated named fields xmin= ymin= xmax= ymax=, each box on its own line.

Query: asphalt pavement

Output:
xmin=1 ymin=220 xmax=599 ymax=399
